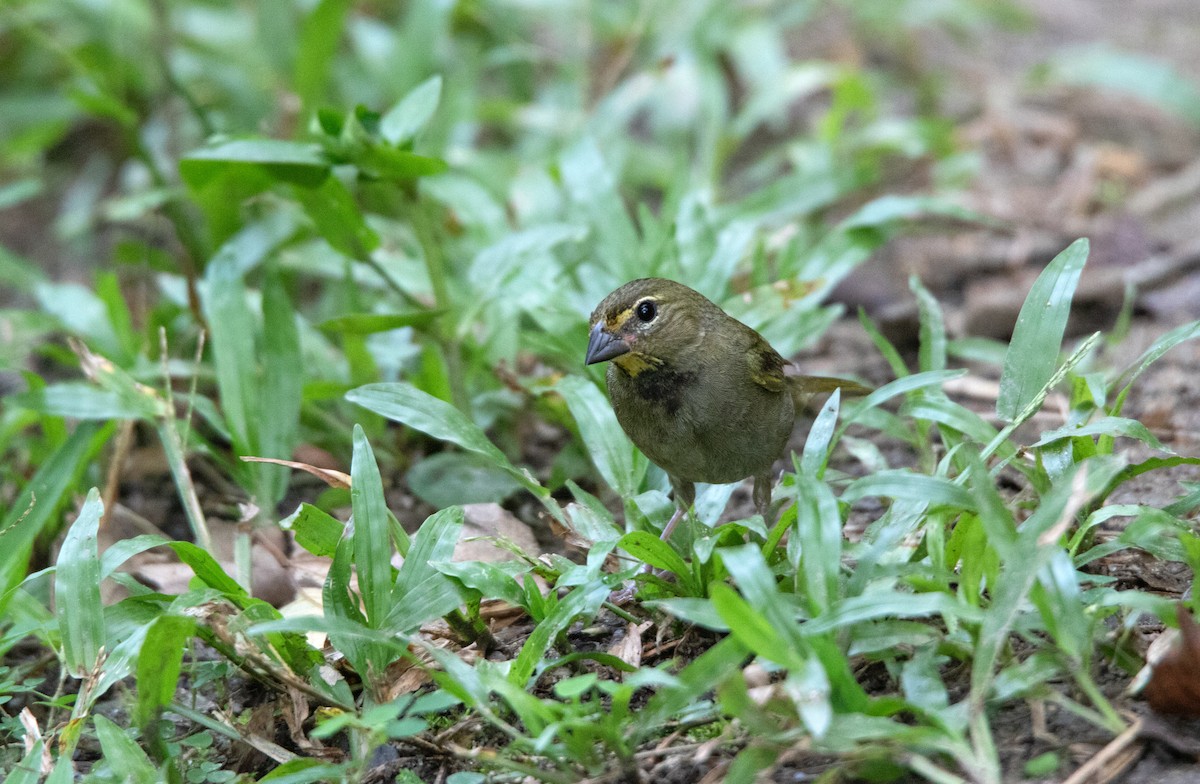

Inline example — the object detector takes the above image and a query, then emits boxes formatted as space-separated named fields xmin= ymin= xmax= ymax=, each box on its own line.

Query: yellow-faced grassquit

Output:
xmin=585 ymin=278 xmax=869 ymax=540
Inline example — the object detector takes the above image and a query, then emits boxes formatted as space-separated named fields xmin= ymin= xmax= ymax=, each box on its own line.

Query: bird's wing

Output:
xmin=745 ymin=334 xmax=788 ymax=393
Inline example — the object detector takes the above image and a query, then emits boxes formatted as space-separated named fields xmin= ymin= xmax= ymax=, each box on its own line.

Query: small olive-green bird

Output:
xmin=585 ymin=278 xmax=870 ymax=541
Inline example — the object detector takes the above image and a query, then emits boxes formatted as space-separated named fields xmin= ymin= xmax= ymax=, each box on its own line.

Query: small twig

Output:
xmin=210 ymin=708 xmax=298 ymax=764
xmin=1060 ymin=718 xmax=1143 ymax=784
xmin=100 ymin=420 xmax=135 ymax=531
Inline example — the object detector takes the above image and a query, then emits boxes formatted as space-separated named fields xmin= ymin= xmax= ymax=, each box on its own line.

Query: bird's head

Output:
xmin=585 ymin=278 xmax=709 ymax=375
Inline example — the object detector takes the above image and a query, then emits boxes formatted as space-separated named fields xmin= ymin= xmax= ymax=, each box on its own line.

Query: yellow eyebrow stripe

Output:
xmin=605 ymin=308 xmax=633 ymax=331
xmin=604 ymin=296 xmax=659 ymax=331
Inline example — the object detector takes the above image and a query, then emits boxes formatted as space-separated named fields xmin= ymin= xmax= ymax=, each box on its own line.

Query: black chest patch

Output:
xmin=628 ymin=365 xmax=698 ymax=416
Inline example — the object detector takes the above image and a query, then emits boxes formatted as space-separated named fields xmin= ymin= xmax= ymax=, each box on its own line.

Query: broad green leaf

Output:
xmin=56 ymin=488 xmax=104 ymax=678
xmin=15 ymin=382 xmax=149 ymax=420
xmin=293 ymin=176 xmax=380 ymax=259
xmin=323 ymin=532 xmax=383 ymax=680
xmin=902 ymin=396 xmax=1001 ymax=448
xmin=99 ymin=534 xmax=175 ymax=579
xmin=645 ymin=597 xmax=728 ymax=630
xmin=556 ymin=375 xmax=645 ymax=497
xmin=180 ymin=139 xmax=329 ymax=190
xmin=618 ymin=531 xmax=694 ymax=592
xmin=560 ymin=138 xmax=640 ymax=281
xmin=1033 ymin=416 xmax=1170 ymax=452
xmin=381 ymin=75 xmax=443 ymax=145
xmin=135 ymin=615 xmax=196 ymax=728
xmin=836 ymin=369 xmax=965 ymax=437
xmin=93 ymin=715 xmax=158 ymax=784
xmin=838 ymin=194 xmax=984 ymax=230
xmin=785 ymin=657 xmax=833 ymax=739
xmin=793 ymin=476 xmax=842 ymax=614
xmin=94 ymin=271 xmax=137 ymax=364
xmin=435 ymin=561 xmax=526 ymax=607
xmin=711 ymin=583 xmax=794 ymax=666
xmin=352 ymin=144 xmax=448 ymax=179
xmin=257 ymin=759 xmax=343 ymax=783
xmin=969 ymin=458 xmax=1121 ymax=717
xmin=843 ymin=470 xmax=976 ymax=511
xmin=295 ymin=0 xmax=350 ymax=107
xmin=406 ymin=452 xmax=524 ymax=508
xmin=318 ymin=311 xmax=441 ymax=334
xmin=34 ymin=281 xmax=122 ymax=358
xmin=347 ymin=382 xmax=545 ymax=497
xmin=997 ymin=238 xmax=1089 ymax=421
xmin=1046 ymin=46 xmax=1200 ymax=126
xmin=802 ymin=591 xmax=981 ymax=635
xmin=351 ymin=426 xmax=391 ymax=626
xmin=285 ymin=504 xmax=345 ymax=558
xmin=168 ymin=541 xmax=246 ymax=597
xmin=7 ymin=741 xmax=45 ymax=784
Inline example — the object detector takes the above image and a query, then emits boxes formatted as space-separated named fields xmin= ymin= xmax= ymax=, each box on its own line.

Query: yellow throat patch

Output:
xmin=612 ymin=351 xmax=663 ymax=377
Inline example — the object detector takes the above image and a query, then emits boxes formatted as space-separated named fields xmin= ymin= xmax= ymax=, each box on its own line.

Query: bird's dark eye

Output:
xmin=635 ymin=300 xmax=657 ymax=322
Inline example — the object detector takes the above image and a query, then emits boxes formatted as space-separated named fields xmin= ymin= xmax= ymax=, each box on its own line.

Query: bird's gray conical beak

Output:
xmin=585 ymin=323 xmax=630 ymax=365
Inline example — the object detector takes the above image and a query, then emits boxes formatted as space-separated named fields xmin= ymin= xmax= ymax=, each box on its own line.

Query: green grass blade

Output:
xmin=996 ymin=238 xmax=1089 ymax=422
xmin=800 ymin=389 xmax=840 ymax=477
xmin=911 ymin=275 xmax=946 ymax=373
xmin=351 ymin=425 xmax=391 ymax=627
xmin=15 ymin=382 xmax=150 ymax=419
xmin=858 ymin=307 xmax=910 ymax=379
xmin=381 ymin=74 xmax=443 ymax=145
xmin=560 ymin=138 xmax=641 ymax=281
xmin=293 ymin=0 xmax=350 ymax=110
xmin=203 ymin=239 xmax=260 ymax=455
xmin=1113 ymin=319 xmax=1200 ymax=414
xmin=0 ymin=422 xmax=110 ymax=616
xmin=55 ymin=488 xmax=105 ymax=678
xmin=386 ymin=506 xmax=464 ymax=631
xmin=793 ymin=476 xmax=843 ymax=614
xmin=638 ymin=636 xmax=749 ymax=732
xmin=711 ymin=582 xmax=795 ymax=665
xmin=259 ymin=266 xmax=303 ymax=506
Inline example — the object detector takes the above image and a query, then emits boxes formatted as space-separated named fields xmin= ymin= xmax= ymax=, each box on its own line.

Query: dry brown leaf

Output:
xmin=240 ymin=456 xmax=351 ymax=489
xmin=608 ymin=621 xmax=651 ymax=670
xmin=19 ymin=707 xmax=52 ymax=775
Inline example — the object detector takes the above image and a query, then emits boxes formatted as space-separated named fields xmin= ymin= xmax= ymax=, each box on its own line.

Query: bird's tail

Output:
xmin=788 ymin=375 xmax=872 ymax=410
